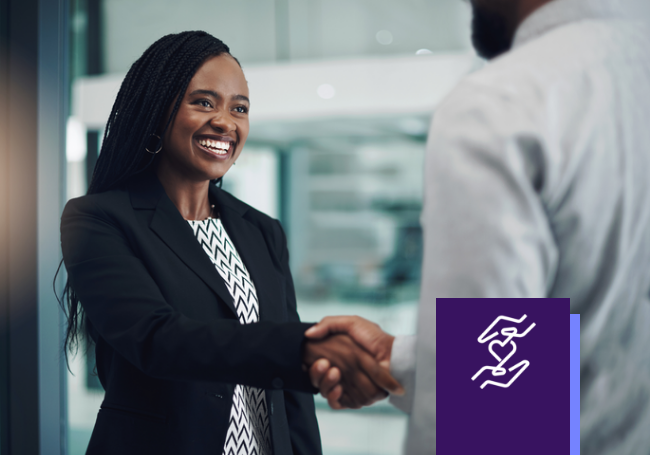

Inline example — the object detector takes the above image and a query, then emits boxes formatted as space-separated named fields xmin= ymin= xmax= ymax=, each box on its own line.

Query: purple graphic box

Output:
xmin=436 ymin=298 xmax=570 ymax=454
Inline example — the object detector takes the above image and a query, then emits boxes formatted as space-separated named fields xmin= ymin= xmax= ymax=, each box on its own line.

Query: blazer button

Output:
xmin=272 ymin=378 xmax=283 ymax=389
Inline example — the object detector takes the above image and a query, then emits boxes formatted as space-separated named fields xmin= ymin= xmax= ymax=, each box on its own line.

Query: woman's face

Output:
xmin=159 ymin=54 xmax=250 ymax=182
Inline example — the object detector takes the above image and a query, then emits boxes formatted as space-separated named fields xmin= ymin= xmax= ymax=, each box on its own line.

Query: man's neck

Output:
xmin=515 ymin=0 xmax=555 ymax=30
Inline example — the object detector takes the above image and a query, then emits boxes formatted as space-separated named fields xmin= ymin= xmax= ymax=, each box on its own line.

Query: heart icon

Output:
xmin=488 ymin=339 xmax=517 ymax=366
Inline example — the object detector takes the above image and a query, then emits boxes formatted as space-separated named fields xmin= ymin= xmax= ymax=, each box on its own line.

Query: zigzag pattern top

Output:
xmin=187 ymin=217 xmax=271 ymax=455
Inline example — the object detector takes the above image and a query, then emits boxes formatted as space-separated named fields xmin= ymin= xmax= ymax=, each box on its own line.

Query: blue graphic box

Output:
xmin=436 ymin=298 xmax=570 ymax=454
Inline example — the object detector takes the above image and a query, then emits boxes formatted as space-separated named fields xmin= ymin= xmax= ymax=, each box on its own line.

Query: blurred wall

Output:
xmin=102 ymin=0 xmax=472 ymax=71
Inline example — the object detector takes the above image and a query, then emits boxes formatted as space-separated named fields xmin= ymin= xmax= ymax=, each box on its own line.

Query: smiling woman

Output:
xmin=58 ymin=31 xmax=315 ymax=455
xmin=56 ymin=31 xmax=394 ymax=455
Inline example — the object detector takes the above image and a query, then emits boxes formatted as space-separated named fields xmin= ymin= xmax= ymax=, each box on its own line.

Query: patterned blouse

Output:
xmin=187 ymin=216 xmax=272 ymax=455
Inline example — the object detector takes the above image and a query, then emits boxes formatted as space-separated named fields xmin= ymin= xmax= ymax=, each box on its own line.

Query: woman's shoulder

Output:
xmin=62 ymin=186 xmax=131 ymax=221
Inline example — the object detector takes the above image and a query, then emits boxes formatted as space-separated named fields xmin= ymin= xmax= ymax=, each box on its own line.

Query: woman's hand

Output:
xmin=302 ymin=333 xmax=401 ymax=409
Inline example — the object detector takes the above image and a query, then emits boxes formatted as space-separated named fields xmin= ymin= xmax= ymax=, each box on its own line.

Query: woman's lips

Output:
xmin=194 ymin=137 xmax=233 ymax=160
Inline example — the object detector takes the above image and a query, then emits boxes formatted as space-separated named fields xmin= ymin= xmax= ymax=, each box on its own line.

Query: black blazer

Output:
xmin=61 ymin=170 xmax=321 ymax=455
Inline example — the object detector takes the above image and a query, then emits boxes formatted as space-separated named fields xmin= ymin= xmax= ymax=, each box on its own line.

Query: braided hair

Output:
xmin=58 ymin=31 xmax=238 ymax=362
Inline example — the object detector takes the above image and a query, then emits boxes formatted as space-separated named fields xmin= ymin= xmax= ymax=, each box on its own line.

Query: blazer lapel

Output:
xmin=129 ymin=172 xmax=237 ymax=316
xmin=212 ymin=187 xmax=285 ymax=323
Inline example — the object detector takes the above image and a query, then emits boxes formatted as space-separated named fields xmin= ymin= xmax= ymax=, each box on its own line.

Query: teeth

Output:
xmin=198 ymin=138 xmax=230 ymax=154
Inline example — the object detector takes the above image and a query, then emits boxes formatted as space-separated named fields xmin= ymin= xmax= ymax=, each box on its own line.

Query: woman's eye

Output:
xmin=197 ymin=99 xmax=212 ymax=108
xmin=234 ymin=106 xmax=248 ymax=114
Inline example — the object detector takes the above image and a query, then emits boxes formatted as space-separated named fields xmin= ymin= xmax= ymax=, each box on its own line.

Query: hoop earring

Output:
xmin=145 ymin=134 xmax=162 ymax=154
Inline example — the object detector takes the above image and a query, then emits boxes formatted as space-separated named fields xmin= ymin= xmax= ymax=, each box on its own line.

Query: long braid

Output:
xmin=58 ymin=31 xmax=237 ymax=361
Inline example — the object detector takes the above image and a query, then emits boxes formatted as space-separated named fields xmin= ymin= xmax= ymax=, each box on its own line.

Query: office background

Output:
xmin=0 ymin=0 xmax=478 ymax=453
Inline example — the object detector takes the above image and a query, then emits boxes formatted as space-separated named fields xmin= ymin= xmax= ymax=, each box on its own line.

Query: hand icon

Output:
xmin=477 ymin=314 xmax=535 ymax=345
xmin=471 ymin=359 xmax=530 ymax=389
xmin=472 ymin=314 xmax=535 ymax=389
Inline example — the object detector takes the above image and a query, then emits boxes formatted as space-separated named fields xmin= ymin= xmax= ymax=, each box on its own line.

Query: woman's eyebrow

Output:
xmin=189 ymin=89 xmax=249 ymax=104
xmin=189 ymin=89 xmax=219 ymax=98
xmin=232 ymin=94 xmax=250 ymax=104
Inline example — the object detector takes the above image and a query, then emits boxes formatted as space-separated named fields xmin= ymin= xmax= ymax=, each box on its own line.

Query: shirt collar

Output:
xmin=513 ymin=0 xmax=630 ymax=49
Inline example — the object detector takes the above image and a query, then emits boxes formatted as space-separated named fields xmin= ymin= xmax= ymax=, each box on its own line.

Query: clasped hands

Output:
xmin=302 ymin=316 xmax=404 ymax=409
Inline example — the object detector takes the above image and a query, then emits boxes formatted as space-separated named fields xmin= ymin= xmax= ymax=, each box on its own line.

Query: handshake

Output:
xmin=301 ymin=316 xmax=405 ymax=409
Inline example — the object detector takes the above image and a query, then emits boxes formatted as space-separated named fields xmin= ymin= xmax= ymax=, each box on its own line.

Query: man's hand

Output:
xmin=302 ymin=333 xmax=402 ymax=409
xmin=304 ymin=316 xmax=403 ymax=408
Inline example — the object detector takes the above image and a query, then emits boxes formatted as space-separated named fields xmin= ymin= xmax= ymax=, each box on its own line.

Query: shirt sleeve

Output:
xmin=389 ymin=335 xmax=417 ymax=413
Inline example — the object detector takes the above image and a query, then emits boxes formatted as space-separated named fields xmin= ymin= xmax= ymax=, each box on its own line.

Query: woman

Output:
xmin=59 ymin=31 xmax=325 ymax=455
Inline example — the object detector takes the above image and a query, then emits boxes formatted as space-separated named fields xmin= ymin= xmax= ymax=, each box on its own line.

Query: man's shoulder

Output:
xmin=466 ymin=18 xmax=643 ymax=91
xmin=438 ymin=18 xmax=644 ymax=122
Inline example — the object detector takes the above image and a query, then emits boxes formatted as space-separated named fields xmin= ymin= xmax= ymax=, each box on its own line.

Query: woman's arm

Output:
xmin=61 ymin=195 xmax=315 ymax=392
xmin=270 ymin=219 xmax=323 ymax=454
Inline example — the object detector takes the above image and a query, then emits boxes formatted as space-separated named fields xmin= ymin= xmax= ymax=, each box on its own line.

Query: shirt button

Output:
xmin=272 ymin=378 xmax=284 ymax=389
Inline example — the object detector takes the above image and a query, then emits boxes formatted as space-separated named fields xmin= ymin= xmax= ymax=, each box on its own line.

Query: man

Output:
xmin=307 ymin=0 xmax=650 ymax=453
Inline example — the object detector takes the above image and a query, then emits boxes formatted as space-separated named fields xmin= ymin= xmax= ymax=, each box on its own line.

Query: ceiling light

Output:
xmin=317 ymin=84 xmax=336 ymax=99
xmin=376 ymin=30 xmax=394 ymax=45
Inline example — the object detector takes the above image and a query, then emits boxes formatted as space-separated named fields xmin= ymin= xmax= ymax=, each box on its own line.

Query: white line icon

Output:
xmin=471 ymin=314 xmax=536 ymax=389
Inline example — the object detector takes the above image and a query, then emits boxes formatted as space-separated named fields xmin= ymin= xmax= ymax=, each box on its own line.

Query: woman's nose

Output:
xmin=209 ymin=111 xmax=235 ymax=133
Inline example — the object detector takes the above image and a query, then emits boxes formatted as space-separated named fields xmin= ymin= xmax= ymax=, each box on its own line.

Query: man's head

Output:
xmin=470 ymin=0 xmax=554 ymax=59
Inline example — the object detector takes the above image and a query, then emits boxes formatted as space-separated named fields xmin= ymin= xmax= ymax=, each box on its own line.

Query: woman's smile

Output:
xmin=194 ymin=134 xmax=235 ymax=160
